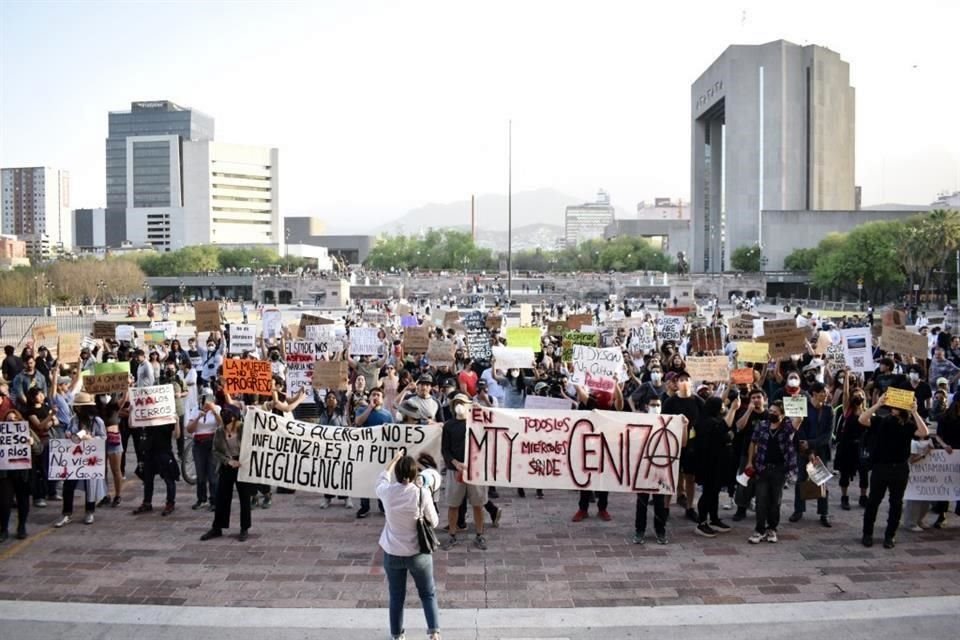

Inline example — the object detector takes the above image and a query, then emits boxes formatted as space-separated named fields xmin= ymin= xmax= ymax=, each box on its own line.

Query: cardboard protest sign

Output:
xmin=736 ymin=341 xmax=769 ymax=363
xmin=239 ymin=407 xmax=442 ymax=497
xmin=783 ymin=396 xmax=808 ymax=418
xmin=491 ymin=346 xmax=535 ymax=370
xmin=285 ymin=340 xmax=317 ymax=400
xmin=562 ymin=331 xmax=599 ymax=361
xmin=93 ymin=321 xmax=117 ymax=340
xmin=222 ymin=358 xmax=273 ymax=396
xmin=824 ymin=343 xmax=846 ymax=370
xmin=690 ymin=326 xmax=723 ymax=353
xmin=881 ymin=326 xmax=930 ymax=360
xmin=757 ymin=320 xmax=808 ymax=359
xmin=312 ymin=360 xmax=350 ymax=391
xmin=506 ymin=327 xmax=541 ymax=352
xmin=262 ymin=308 xmax=282 ymax=340
xmin=841 ymin=327 xmax=874 ymax=373
xmin=194 ymin=301 xmax=221 ymax=332
xmin=882 ymin=308 xmax=906 ymax=328
xmin=128 ymin=384 xmax=177 ymax=428
xmin=48 ymin=438 xmax=105 ymax=480
xmin=298 ymin=313 xmax=334 ymax=337
xmin=665 ymin=307 xmax=693 ymax=316
xmin=466 ymin=407 xmax=684 ymax=494
xmin=906 ymin=450 xmax=960 ymax=500
xmin=728 ymin=316 xmax=756 ymax=341
xmin=570 ymin=345 xmax=627 ymax=385
xmin=143 ymin=329 xmax=166 ymax=346
xmin=363 ymin=310 xmax=389 ymax=325
xmin=229 ymin=323 xmax=257 ymax=355
xmin=442 ymin=310 xmax=461 ymax=330
xmin=519 ymin=303 xmax=533 ymax=327
xmin=884 ymin=387 xmax=915 ymax=411
xmin=566 ymin=313 xmax=593 ymax=331
xmin=0 ymin=422 xmax=32 ymax=470
xmin=115 ymin=324 xmax=135 ymax=343
xmin=731 ymin=368 xmax=755 ymax=385
xmin=485 ymin=314 xmax=503 ymax=331
xmin=427 ymin=340 xmax=456 ymax=368
xmin=547 ymin=320 xmax=567 ymax=337
xmin=523 ymin=396 xmax=575 ymax=410
xmin=402 ymin=325 xmax=431 ymax=353
xmin=32 ymin=322 xmax=57 ymax=348
xmin=684 ymin=356 xmax=730 ymax=382
xmin=656 ymin=316 xmax=684 ymax=343
xmin=82 ymin=370 xmax=130 ymax=395
xmin=814 ymin=331 xmax=832 ymax=355
xmin=349 ymin=327 xmax=380 ymax=356
xmin=464 ymin=311 xmax=493 ymax=361
xmin=58 ymin=334 xmax=82 ymax=362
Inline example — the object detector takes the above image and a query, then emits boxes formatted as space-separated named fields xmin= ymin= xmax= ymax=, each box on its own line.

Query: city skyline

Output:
xmin=1 ymin=0 xmax=958 ymax=233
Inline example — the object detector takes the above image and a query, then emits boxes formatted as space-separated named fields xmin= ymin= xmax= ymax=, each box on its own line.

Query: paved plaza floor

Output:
xmin=1 ymin=481 xmax=959 ymax=610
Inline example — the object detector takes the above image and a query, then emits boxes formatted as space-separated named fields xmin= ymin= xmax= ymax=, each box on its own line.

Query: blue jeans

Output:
xmin=382 ymin=551 xmax=439 ymax=637
xmin=192 ymin=437 xmax=218 ymax=504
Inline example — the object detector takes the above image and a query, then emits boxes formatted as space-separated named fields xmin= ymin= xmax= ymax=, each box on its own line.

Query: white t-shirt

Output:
xmin=188 ymin=406 xmax=220 ymax=437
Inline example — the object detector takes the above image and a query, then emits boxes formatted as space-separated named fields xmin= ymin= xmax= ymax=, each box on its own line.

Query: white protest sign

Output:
xmin=491 ymin=346 xmax=535 ymax=371
xmin=306 ymin=324 xmax=336 ymax=355
xmin=285 ymin=340 xmax=317 ymax=400
xmin=229 ymin=323 xmax=257 ymax=355
xmin=128 ymin=384 xmax=177 ymax=427
xmin=48 ymin=438 xmax=106 ymax=480
xmin=238 ymin=407 xmax=442 ymax=498
xmin=350 ymin=327 xmax=380 ymax=356
xmin=783 ymin=396 xmax=808 ymax=418
xmin=260 ymin=308 xmax=282 ymax=340
xmin=906 ymin=450 xmax=960 ymax=500
xmin=570 ymin=345 xmax=627 ymax=385
xmin=0 ymin=421 xmax=32 ymax=470
xmin=81 ymin=336 xmax=98 ymax=352
xmin=523 ymin=396 xmax=575 ymax=411
xmin=841 ymin=327 xmax=875 ymax=373
xmin=115 ymin=324 xmax=135 ymax=343
xmin=656 ymin=316 xmax=684 ymax=343
xmin=628 ymin=324 xmax=656 ymax=353
xmin=150 ymin=320 xmax=178 ymax=339
xmin=466 ymin=407 xmax=684 ymax=494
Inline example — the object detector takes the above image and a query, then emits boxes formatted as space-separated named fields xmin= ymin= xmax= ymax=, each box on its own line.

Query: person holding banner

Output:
xmin=632 ymin=393 xmax=670 ymax=545
xmin=201 ymin=405 xmax=253 ymax=542
xmin=377 ymin=450 xmax=441 ymax=640
xmin=440 ymin=393 xmax=490 ymax=551
xmin=0 ymin=409 xmax=38 ymax=541
xmin=54 ymin=393 xmax=107 ymax=527
xmin=858 ymin=393 xmax=929 ymax=548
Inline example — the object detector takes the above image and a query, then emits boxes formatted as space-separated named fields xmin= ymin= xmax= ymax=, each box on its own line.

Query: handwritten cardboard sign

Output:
xmin=0 ymin=421 xmax=32 ymax=470
xmin=194 ymin=301 xmax=221 ymax=332
xmin=58 ymin=334 xmax=82 ymax=362
xmin=93 ymin=321 xmax=118 ymax=340
xmin=906 ymin=450 xmax=960 ymax=501
xmin=32 ymin=322 xmax=58 ymax=348
xmin=736 ymin=341 xmax=770 ymax=363
xmin=312 ymin=360 xmax=350 ymax=391
xmin=731 ymin=367 xmax=755 ymax=385
xmin=506 ymin=327 xmax=542 ymax=352
xmin=562 ymin=331 xmax=599 ymax=362
xmin=491 ymin=346 xmax=535 ymax=371
xmin=222 ymin=358 xmax=272 ymax=396
xmin=82 ymin=372 xmax=130 ymax=395
xmin=349 ymin=327 xmax=380 ymax=356
xmin=442 ymin=311 xmax=461 ymax=330
xmin=48 ymin=438 xmax=105 ymax=480
xmin=728 ymin=316 xmax=756 ymax=341
xmin=566 ymin=313 xmax=593 ymax=331
xmin=262 ymin=308 xmax=282 ymax=340
xmin=881 ymin=326 xmax=930 ymax=360
xmin=403 ymin=326 xmax=431 ymax=353
xmin=757 ymin=320 xmax=808 ymax=359
xmin=656 ymin=316 xmax=684 ymax=343
xmin=570 ymin=345 xmax=627 ymax=384
xmin=128 ymin=384 xmax=177 ymax=428
xmin=285 ymin=340 xmax=317 ymax=400
xmin=684 ymin=355 xmax=730 ymax=382
xmin=885 ymin=387 xmax=915 ymax=411
xmin=427 ymin=340 xmax=456 ymax=368
xmin=783 ymin=396 xmax=808 ymax=418
xmin=229 ymin=323 xmax=257 ymax=355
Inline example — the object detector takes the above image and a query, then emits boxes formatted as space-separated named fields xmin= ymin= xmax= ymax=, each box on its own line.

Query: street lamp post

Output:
xmin=142 ymin=281 xmax=149 ymax=303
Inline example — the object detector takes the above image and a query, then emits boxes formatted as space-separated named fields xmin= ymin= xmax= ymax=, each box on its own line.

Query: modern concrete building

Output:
xmin=636 ymin=198 xmax=689 ymax=221
xmin=1 ymin=166 xmax=71 ymax=258
xmin=72 ymin=207 xmax=106 ymax=251
xmin=604 ymin=218 xmax=692 ymax=256
xmin=564 ymin=190 xmax=615 ymax=248
xmin=284 ymin=217 xmax=375 ymax=264
xmin=691 ymin=40 xmax=856 ymax=272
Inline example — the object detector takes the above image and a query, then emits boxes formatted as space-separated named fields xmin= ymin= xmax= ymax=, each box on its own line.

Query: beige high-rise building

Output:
xmin=1 ymin=166 xmax=72 ymax=259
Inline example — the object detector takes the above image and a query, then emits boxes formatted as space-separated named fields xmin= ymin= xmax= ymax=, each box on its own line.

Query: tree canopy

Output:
xmin=364 ymin=230 xmax=497 ymax=271
xmin=730 ymin=244 xmax=762 ymax=272
xmin=134 ymin=246 xmax=309 ymax=276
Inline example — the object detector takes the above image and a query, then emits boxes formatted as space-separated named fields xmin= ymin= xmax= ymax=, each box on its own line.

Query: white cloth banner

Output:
xmin=491 ymin=346 xmax=535 ymax=371
xmin=465 ymin=407 xmax=684 ymax=494
xmin=840 ymin=327 xmax=875 ymax=372
xmin=128 ymin=384 xmax=177 ymax=427
xmin=570 ymin=345 xmax=627 ymax=384
xmin=523 ymin=396 xmax=575 ymax=410
xmin=229 ymin=324 xmax=257 ymax=355
xmin=238 ymin=407 xmax=442 ymax=498
xmin=48 ymin=438 xmax=106 ymax=480
xmin=350 ymin=327 xmax=380 ymax=356
xmin=906 ymin=450 xmax=960 ymax=500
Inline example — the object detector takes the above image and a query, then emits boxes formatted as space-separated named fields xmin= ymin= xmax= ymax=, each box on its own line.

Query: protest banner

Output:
xmin=463 ymin=311 xmax=493 ymax=361
xmin=884 ymin=387 xmax=916 ymax=411
xmin=194 ymin=301 xmax=221 ymax=332
xmin=0 ymin=421 xmax=32 ymax=471
xmin=731 ymin=367 xmax=755 ymax=385
xmin=238 ymin=407 xmax=442 ymax=497
xmin=128 ymin=384 xmax=177 ymax=428
xmin=570 ymin=345 xmax=627 ymax=384
xmin=506 ymin=327 xmax=542 ymax=352
xmin=150 ymin=320 xmax=178 ymax=339
xmin=491 ymin=346 xmax=535 ymax=370
xmin=143 ymin=330 xmax=166 ymax=346
xmin=757 ymin=320 xmax=808 ymax=359
xmin=547 ymin=321 xmax=567 ymax=337
xmin=402 ymin=326 xmax=430 ymax=353
xmin=841 ymin=327 xmax=875 ymax=372
xmin=48 ymin=438 xmax=106 ymax=480
xmin=262 ymin=308 xmax=282 ymax=340
xmin=783 ymin=396 xmax=808 ymax=418
xmin=728 ymin=316 xmax=756 ymax=341
xmin=465 ymin=407 xmax=684 ymax=494
xmin=906 ymin=450 xmax=960 ymax=500
xmin=690 ymin=326 xmax=723 ymax=353
xmin=312 ymin=360 xmax=350 ymax=391
xmin=736 ymin=341 xmax=770 ymax=363
xmin=222 ymin=358 xmax=272 ymax=395
xmin=285 ymin=340 xmax=317 ymax=400
xmin=566 ymin=313 xmax=593 ymax=331
xmin=684 ymin=355 xmax=730 ymax=382
xmin=562 ymin=331 xmax=599 ymax=361
xmin=58 ymin=334 xmax=82 ymax=362
xmin=519 ymin=303 xmax=533 ymax=327
xmin=31 ymin=322 xmax=57 ymax=348
xmin=656 ymin=316 xmax=684 ymax=343
xmin=881 ymin=326 xmax=930 ymax=360
xmin=523 ymin=396 xmax=575 ymax=410
xmin=82 ymin=370 xmax=130 ymax=395
xmin=229 ymin=323 xmax=257 ymax=355
xmin=349 ymin=327 xmax=380 ymax=356
xmin=93 ymin=321 xmax=118 ymax=340
xmin=427 ymin=340 xmax=455 ymax=368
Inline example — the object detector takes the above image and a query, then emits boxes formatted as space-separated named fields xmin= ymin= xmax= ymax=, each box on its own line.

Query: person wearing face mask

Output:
xmin=186 ymin=388 xmax=222 ymax=511
xmin=633 ymin=394 xmax=671 ymax=545
xmin=904 ymin=365 xmax=932 ymax=420
xmin=731 ymin=389 xmax=769 ymax=522
xmin=858 ymin=393 xmax=929 ymax=548
xmin=663 ymin=371 xmax=702 ymax=522
xmin=746 ymin=400 xmax=799 ymax=544
xmin=789 ymin=381 xmax=833 ymax=527
xmin=775 ymin=370 xmax=804 ymax=403
xmin=835 ymin=372 xmax=869 ymax=510
xmin=196 ymin=332 xmax=224 ymax=389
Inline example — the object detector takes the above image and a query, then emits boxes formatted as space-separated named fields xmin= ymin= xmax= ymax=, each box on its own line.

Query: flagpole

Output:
xmin=507 ymin=119 xmax=512 ymax=304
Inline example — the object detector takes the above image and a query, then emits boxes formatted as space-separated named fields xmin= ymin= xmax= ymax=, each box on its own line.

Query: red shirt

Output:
xmin=457 ymin=370 xmax=478 ymax=396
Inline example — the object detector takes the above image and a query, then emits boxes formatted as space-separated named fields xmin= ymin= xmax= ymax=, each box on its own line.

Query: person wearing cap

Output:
xmin=402 ymin=374 xmax=440 ymax=423
xmin=201 ymin=404 xmax=253 ymax=542
xmin=472 ymin=380 xmax=498 ymax=408
xmin=663 ymin=370 xmax=702 ymax=522
xmin=440 ymin=393 xmax=490 ymax=551
xmin=54 ymin=392 xmax=108 ymax=527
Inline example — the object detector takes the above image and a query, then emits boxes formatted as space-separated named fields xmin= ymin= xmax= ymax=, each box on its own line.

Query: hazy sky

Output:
xmin=1 ymin=0 xmax=958 ymax=232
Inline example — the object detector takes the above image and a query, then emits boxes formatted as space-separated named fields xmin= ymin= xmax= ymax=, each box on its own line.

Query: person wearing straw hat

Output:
xmin=53 ymin=392 xmax=107 ymax=527
xmin=440 ymin=393 xmax=489 ymax=551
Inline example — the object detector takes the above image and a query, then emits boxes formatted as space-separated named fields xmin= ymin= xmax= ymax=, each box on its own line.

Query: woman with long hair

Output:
xmin=0 ymin=409 xmax=37 ymax=540
xmin=835 ymin=369 xmax=869 ymax=510
xmin=53 ymin=392 xmax=107 ymax=527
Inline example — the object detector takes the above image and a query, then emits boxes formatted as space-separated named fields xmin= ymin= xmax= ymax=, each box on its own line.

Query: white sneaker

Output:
xmin=344 ymin=498 xmax=354 ymax=509
xmin=765 ymin=529 xmax=778 ymax=544
xmin=427 ymin=633 xmax=440 ymax=640
xmin=748 ymin=531 xmax=764 ymax=544
xmin=83 ymin=513 xmax=95 ymax=525
xmin=53 ymin=515 xmax=72 ymax=528
xmin=320 ymin=497 xmax=331 ymax=509
xmin=722 ymin=500 xmax=734 ymax=510
xmin=908 ymin=524 xmax=923 ymax=532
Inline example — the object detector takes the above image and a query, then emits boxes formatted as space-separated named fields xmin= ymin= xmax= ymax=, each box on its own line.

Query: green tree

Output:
xmin=730 ymin=244 xmax=762 ymax=272
xmin=812 ymin=220 xmax=904 ymax=300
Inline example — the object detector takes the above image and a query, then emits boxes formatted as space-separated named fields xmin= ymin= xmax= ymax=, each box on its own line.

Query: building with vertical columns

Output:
xmin=690 ymin=40 xmax=855 ymax=273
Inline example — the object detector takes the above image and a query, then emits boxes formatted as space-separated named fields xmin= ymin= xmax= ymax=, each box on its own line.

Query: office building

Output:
xmin=637 ymin=198 xmax=689 ymax=221
xmin=564 ymin=190 xmax=615 ymax=248
xmin=690 ymin=40 xmax=856 ymax=272
xmin=73 ymin=207 xmax=107 ymax=252
xmin=0 ymin=234 xmax=30 ymax=270
xmin=1 ymin=166 xmax=71 ymax=259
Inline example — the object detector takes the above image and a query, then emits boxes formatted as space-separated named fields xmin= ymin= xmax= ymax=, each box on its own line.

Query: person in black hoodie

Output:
xmin=693 ymin=396 xmax=735 ymax=538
